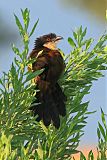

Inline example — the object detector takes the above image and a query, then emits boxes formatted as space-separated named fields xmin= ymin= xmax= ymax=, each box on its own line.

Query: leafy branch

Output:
xmin=0 ymin=8 xmax=107 ymax=159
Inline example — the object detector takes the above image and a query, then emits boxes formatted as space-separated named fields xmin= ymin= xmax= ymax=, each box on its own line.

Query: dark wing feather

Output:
xmin=29 ymin=49 xmax=66 ymax=128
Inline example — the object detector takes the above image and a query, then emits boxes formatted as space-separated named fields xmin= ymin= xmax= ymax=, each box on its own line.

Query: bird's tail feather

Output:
xmin=30 ymin=83 xmax=66 ymax=128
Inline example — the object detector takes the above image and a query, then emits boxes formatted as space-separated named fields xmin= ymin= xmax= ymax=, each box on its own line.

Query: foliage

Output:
xmin=97 ymin=109 xmax=107 ymax=160
xmin=0 ymin=8 xmax=107 ymax=159
xmin=72 ymin=109 xmax=107 ymax=160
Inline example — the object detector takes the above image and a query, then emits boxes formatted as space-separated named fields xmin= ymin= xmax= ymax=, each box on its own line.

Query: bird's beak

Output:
xmin=55 ymin=36 xmax=63 ymax=42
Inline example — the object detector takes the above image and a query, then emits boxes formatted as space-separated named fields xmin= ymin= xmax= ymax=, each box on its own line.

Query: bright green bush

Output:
xmin=0 ymin=8 xmax=107 ymax=160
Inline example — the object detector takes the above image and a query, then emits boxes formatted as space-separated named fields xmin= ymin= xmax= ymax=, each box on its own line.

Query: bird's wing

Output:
xmin=28 ymin=49 xmax=38 ymax=59
xmin=32 ymin=54 xmax=48 ymax=71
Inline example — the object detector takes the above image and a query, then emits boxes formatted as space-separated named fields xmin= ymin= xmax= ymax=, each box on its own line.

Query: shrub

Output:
xmin=0 ymin=8 xmax=107 ymax=159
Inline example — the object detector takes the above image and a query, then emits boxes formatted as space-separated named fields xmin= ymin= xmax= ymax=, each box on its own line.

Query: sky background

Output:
xmin=0 ymin=0 xmax=106 ymax=150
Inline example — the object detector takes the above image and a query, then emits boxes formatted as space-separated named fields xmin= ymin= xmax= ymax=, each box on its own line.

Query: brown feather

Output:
xmin=29 ymin=33 xmax=66 ymax=128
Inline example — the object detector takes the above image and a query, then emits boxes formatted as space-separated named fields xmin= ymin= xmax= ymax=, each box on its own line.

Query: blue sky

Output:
xmin=0 ymin=0 xmax=106 ymax=147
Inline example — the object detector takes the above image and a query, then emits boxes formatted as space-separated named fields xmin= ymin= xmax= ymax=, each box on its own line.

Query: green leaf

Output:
xmin=11 ymin=62 xmax=16 ymax=76
xmin=72 ymin=124 xmax=86 ymax=131
xmin=21 ymin=8 xmax=30 ymax=31
xmin=86 ymin=110 xmax=96 ymax=115
xmin=80 ymin=25 xmax=82 ymax=35
xmin=68 ymin=37 xmax=76 ymax=48
xmin=12 ymin=44 xmax=23 ymax=60
xmin=12 ymin=44 xmax=20 ymax=54
xmin=14 ymin=14 xmax=24 ymax=36
xmin=70 ymin=149 xmax=79 ymax=154
xmin=25 ymin=69 xmax=44 ymax=83
xmin=40 ymin=121 xmax=48 ymax=135
xmin=73 ymin=31 xmax=77 ymax=40
xmin=80 ymin=152 xmax=86 ymax=160
xmin=98 ymin=122 xmax=106 ymax=140
xmin=82 ymin=27 xmax=87 ymax=38
xmin=36 ymin=139 xmax=43 ymax=160
xmin=29 ymin=19 xmax=39 ymax=37
xmin=101 ymin=108 xmax=107 ymax=129
xmin=86 ymin=38 xmax=93 ymax=50
xmin=88 ymin=150 xmax=94 ymax=160
xmin=14 ymin=57 xmax=20 ymax=67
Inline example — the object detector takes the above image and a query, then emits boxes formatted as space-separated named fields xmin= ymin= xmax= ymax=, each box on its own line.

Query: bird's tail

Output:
xmin=30 ymin=83 xmax=66 ymax=128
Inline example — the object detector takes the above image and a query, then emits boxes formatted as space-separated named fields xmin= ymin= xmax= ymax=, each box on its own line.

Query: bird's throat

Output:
xmin=43 ymin=42 xmax=57 ymax=50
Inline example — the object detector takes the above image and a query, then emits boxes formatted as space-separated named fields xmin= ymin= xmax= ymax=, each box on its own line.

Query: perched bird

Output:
xmin=29 ymin=33 xmax=66 ymax=128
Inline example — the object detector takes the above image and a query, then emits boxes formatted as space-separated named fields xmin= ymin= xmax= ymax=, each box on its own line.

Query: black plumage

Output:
xmin=29 ymin=33 xmax=66 ymax=128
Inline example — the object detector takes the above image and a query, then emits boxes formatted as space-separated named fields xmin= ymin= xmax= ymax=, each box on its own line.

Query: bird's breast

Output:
xmin=46 ymin=51 xmax=65 ymax=83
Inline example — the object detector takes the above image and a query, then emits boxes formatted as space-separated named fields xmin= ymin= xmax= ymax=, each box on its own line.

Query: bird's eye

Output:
xmin=47 ymin=38 xmax=50 ymax=41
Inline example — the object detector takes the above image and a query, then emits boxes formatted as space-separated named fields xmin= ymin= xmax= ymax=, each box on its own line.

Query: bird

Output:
xmin=28 ymin=33 xmax=67 ymax=128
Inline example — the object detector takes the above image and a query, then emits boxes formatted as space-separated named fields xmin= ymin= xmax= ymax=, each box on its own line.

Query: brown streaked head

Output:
xmin=34 ymin=33 xmax=63 ymax=50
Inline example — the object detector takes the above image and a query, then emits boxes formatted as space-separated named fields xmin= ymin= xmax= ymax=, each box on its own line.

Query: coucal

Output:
xmin=28 ymin=33 xmax=66 ymax=128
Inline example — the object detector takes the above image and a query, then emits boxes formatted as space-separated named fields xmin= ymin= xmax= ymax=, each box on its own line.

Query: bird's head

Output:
xmin=34 ymin=33 xmax=63 ymax=50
